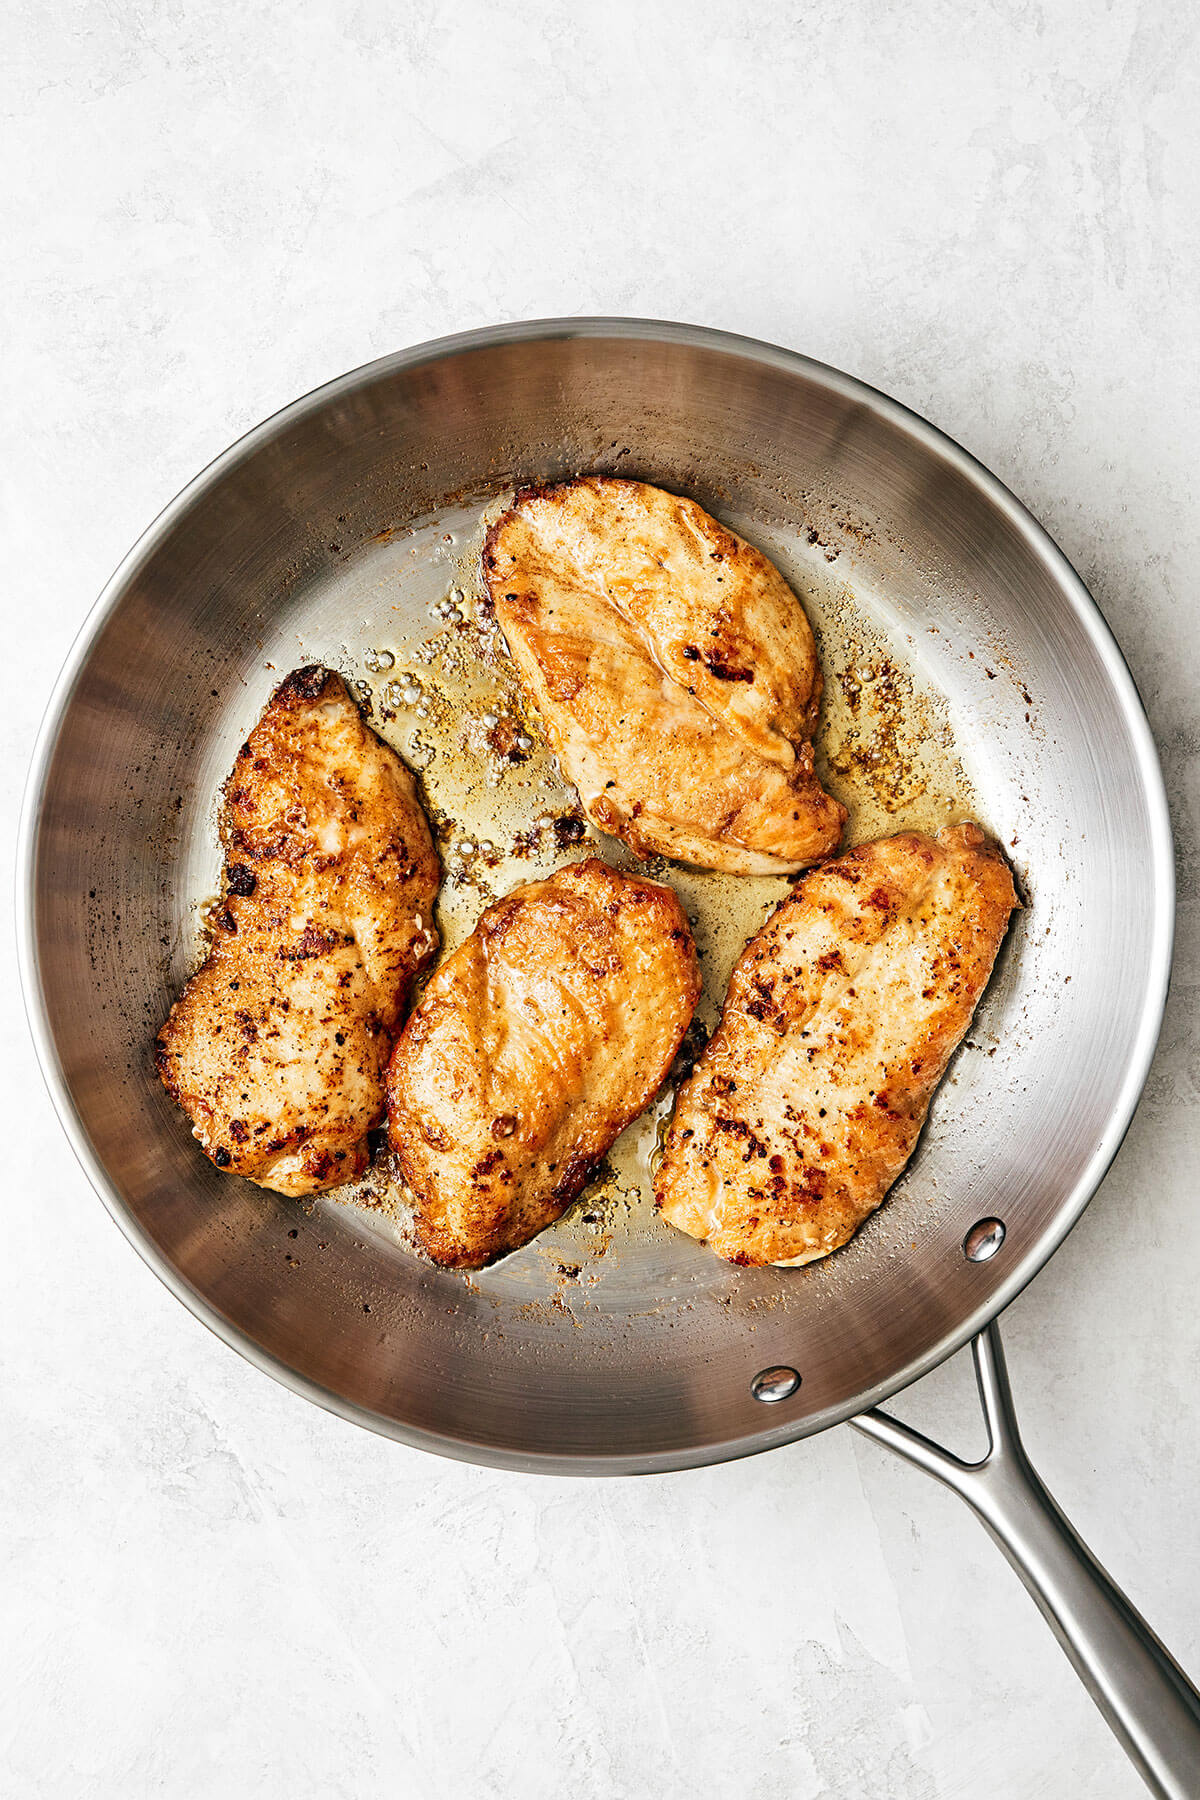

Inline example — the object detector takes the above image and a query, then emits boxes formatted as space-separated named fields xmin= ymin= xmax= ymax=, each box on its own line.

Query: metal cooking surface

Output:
xmin=20 ymin=321 xmax=1171 ymax=1472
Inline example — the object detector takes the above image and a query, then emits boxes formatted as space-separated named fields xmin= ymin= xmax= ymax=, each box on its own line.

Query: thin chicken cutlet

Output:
xmin=387 ymin=857 xmax=701 ymax=1268
xmin=483 ymin=477 xmax=845 ymax=875
xmin=156 ymin=666 xmax=439 ymax=1196
xmin=656 ymin=824 xmax=1017 ymax=1265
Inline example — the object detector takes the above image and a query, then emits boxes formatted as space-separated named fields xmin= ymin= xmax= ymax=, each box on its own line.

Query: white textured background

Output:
xmin=5 ymin=4 xmax=1200 ymax=1796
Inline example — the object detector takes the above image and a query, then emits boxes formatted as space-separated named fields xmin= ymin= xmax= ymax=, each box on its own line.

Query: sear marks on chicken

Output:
xmin=156 ymin=666 xmax=440 ymax=1196
xmin=655 ymin=824 xmax=1017 ymax=1266
xmin=386 ymin=856 xmax=701 ymax=1268
xmin=483 ymin=477 xmax=846 ymax=876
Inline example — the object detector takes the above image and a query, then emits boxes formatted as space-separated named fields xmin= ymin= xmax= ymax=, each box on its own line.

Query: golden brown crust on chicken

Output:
xmin=386 ymin=857 xmax=701 ymax=1268
xmin=483 ymin=477 xmax=845 ymax=875
xmin=655 ymin=824 xmax=1017 ymax=1266
xmin=155 ymin=666 xmax=439 ymax=1196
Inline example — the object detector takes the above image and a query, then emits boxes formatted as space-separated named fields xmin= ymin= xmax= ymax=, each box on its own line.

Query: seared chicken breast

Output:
xmin=387 ymin=857 xmax=700 ymax=1267
xmin=656 ymin=824 xmax=1016 ymax=1265
xmin=156 ymin=666 xmax=439 ymax=1196
xmin=483 ymin=478 xmax=845 ymax=875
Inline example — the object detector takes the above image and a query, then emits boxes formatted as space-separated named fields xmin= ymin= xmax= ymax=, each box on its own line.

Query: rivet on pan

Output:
xmin=751 ymin=1366 xmax=801 ymax=1403
xmin=963 ymin=1217 xmax=1006 ymax=1262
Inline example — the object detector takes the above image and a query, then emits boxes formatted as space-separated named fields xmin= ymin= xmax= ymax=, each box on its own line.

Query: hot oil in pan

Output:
xmin=326 ymin=495 xmax=981 ymax=1285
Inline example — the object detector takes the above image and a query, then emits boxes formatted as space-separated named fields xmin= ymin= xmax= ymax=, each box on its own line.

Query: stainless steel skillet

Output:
xmin=18 ymin=319 xmax=1199 ymax=1793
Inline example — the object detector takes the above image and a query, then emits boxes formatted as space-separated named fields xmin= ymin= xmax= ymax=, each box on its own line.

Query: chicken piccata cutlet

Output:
xmin=156 ymin=666 xmax=439 ymax=1196
xmin=387 ymin=857 xmax=701 ymax=1268
xmin=655 ymin=824 xmax=1017 ymax=1265
xmin=483 ymin=477 xmax=846 ymax=875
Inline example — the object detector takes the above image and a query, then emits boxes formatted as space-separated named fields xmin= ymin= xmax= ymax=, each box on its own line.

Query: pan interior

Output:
xmin=24 ymin=324 xmax=1169 ymax=1471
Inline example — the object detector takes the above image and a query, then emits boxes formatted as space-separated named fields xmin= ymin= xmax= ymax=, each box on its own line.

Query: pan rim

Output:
xmin=17 ymin=315 xmax=1175 ymax=1475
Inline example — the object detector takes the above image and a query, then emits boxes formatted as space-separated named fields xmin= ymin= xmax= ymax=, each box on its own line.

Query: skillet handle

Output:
xmin=851 ymin=1321 xmax=1200 ymax=1800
